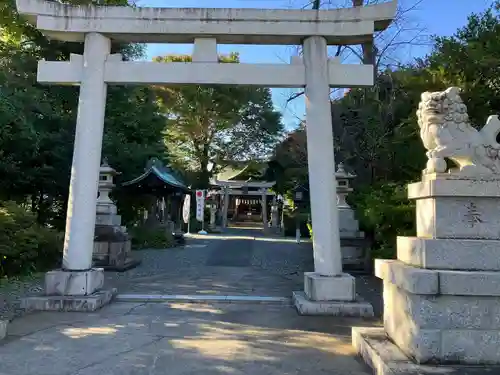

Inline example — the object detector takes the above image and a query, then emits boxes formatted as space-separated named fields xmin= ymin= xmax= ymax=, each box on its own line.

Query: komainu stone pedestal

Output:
xmin=293 ymin=272 xmax=373 ymax=317
xmin=21 ymin=268 xmax=116 ymax=312
xmin=354 ymin=176 xmax=500 ymax=373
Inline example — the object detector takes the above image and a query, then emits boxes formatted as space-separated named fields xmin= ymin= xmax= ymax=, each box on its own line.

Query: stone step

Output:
xmin=352 ymin=326 xmax=500 ymax=375
xmin=115 ymin=294 xmax=291 ymax=305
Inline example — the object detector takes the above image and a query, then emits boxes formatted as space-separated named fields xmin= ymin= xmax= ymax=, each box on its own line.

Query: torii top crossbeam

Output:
xmin=16 ymin=0 xmax=397 ymax=45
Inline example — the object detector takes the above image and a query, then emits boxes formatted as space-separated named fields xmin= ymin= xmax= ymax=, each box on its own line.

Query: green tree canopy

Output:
xmin=267 ymin=1 xmax=500 ymax=255
xmin=271 ymin=1 xmax=500 ymax=191
xmin=266 ymin=123 xmax=308 ymax=194
xmin=153 ymin=53 xmax=284 ymax=188
xmin=0 ymin=0 xmax=168 ymax=226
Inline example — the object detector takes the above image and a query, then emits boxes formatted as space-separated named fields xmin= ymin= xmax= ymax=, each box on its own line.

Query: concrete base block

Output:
xmin=0 ymin=320 xmax=7 ymax=340
xmin=397 ymin=236 xmax=500 ymax=271
xmin=292 ymin=291 xmax=374 ymax=317
xmin=408 ymin=179 xmax=500 ymax=240
xmin=352 ymin=327 xmax=499 ymax=375
xmin=375 ymin=259 xmax=438 ymax=295
xmin=21 ymin=289 xmax=117 ymax=312
xmin=95 ymin=213 xmax=122 ymax=226
xmin=382 ymin=279 xmax=500 ymax=364
xmin=45 ymin=268 xmax=104 ymax=296
xmin=96 ymin=204 xmax=117 ymax=215
xmin=304 ymin=272 xmax=355 ymax=301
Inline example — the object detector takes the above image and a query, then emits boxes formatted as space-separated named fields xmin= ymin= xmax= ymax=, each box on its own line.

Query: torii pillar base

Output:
xmin=293 ymin=272 xmax=373 ymax=317
xmin=21 ymin=269 xmax=116 ymax=312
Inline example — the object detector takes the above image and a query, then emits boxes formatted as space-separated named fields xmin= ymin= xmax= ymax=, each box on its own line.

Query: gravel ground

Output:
xmin=0 ymin=276 xmax=45 ymax=321
xmin=0 ymin=230 xmax=382 ymax=321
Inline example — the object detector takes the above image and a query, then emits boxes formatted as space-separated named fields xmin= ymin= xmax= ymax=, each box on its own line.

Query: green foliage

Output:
xmin=349 ymin=184 xmax=415 ymax=259
xmin=269 ymin=2 xmax=500 ymax=192
xmin=0 ymin=201 xmax=63 ymax=277
xmin=306 ymin=222 xmax=313 ymax=240
xmin=185 ymin=206 xmax=211 ymax=233
xmin=268 ymin=2 xmax=500 ymax=261
xmin=266 ymin=125 xmax=308 ymax=195
xmin=129 ymin=226 xmax=176 ymax=250
xmin=153 ymin=54 xmax=283 ymax=188
xmin=282 ymin=210 xmax=310 ymax=238
xmin=0 ymin=0 xmax=168 ymax=228
xmin=425 ymin=1 xmax=500 ymax=127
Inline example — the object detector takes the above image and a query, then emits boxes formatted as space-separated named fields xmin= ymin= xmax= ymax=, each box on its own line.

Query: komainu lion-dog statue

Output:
xmin=417 ymin=86 xmax=500 ymax=176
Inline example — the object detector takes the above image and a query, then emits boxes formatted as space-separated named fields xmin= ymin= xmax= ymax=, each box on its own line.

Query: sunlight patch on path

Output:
xmin=185 ymin=233 xmax=311 ymax=243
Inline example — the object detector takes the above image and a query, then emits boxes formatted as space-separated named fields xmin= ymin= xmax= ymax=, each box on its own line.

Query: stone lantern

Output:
xmin=96 ymin=159 xmax=119 ymax=221
xmin=205 ymin=194 xmax=218 ymax=230
xmin=93 ymin=159 xmax=139 ymax=271
xmin=292 ymin=184 xmax=308 ymax=206
xmin=335 ymin=162 xmax=355 ymax=208
xmin=335 ymin=163 xmax=370 ymax=272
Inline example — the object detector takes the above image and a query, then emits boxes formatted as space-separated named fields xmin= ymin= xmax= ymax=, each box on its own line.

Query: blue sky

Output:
xmin=140 ymin=0 xmax=494 ymax=130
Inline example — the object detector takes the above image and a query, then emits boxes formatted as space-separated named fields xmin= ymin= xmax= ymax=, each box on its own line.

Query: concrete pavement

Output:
xmin=1 ymin=301 xmax=378 ymax=375
xmin=0 ymin=228 xmax=378 ymax=375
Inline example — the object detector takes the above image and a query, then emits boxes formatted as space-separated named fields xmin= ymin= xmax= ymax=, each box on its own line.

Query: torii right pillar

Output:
xmin=292 ymin=36 xmax=373 ymax=317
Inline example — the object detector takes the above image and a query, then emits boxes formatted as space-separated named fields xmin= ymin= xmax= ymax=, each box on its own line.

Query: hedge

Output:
xmin=0 ymin=201 xmax=63 ymax=278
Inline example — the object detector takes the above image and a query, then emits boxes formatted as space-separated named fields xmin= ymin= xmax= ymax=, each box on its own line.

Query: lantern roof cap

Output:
xmin=335 ymin=163 xmax=356 ymax=179
xmin=100 ymin=158 xmax=119 ymax=175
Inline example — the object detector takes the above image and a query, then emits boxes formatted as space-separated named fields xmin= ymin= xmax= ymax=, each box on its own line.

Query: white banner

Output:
xmin=182 ymin=194 xmax=191 ymax=224
xmin=195 ymin=190 xmax=205 ymax=222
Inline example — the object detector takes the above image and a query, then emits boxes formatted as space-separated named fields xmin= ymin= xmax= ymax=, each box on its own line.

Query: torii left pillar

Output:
xmin=21 ymin=33 xmax=116 ymax=312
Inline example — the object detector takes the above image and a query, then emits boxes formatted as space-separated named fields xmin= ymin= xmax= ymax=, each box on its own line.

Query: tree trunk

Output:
xmin=197 ymin=144 xmax=211 ymax=189
xmin=352 ymin=0 xmax=377 ymax=73
xmin=36 ymin=191 xmax=46 ymax=224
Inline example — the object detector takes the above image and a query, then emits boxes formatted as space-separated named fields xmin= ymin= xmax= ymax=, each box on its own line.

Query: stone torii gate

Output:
xmin=17 ymin=0 xmax=396 ymax=315
xmin=212 ymin=179 xmax=276 ymax=229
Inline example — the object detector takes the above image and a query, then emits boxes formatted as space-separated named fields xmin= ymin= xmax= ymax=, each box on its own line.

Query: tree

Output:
xmin=330 ymin=70 xmax=427 ymax=185
xmin=153 ymin=53 xmax=284 ymax=188
xmin=268 ymin=1 xmax=499 ymax=256
xmin=425 ymin=1 xmax=500 ymax=126
xmin=266 ymin=123 xmax=309 ymax=194
xmin=0 ymin=0 xmax=168 ymax=227
xmin=286 ymin=0 xmax=430 ymax=104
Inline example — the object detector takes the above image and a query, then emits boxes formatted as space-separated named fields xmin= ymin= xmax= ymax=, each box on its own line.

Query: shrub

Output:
xmin=306 ymin=222 xmax=313 ymax=239
xmin=129 ymin=226 xmax=176 ymax=249
xmin=0 ymin=201 xmax=63 ymax=278
xmin=283 ymin=210 xmax=310 ymax=237
xmin=349 ymin=183 xmax=415 ymax=259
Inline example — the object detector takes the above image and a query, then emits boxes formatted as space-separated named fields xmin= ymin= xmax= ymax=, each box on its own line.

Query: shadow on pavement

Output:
xmin=2 ymin=300 xmax=379 ymax=375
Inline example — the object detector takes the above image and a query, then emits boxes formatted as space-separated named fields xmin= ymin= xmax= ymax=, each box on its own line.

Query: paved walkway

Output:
xmin=0 ymin=228 xmax=381 ymax=375
xmin=112 ymin=229 xmax=310 ymax=297
xmin=2 ymin=301 xmax=379 ymax=375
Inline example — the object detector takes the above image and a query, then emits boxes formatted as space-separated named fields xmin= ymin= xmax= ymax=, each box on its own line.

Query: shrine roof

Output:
xmin=216 ymin=161 xmax=268 ymax=181
xmin=216 ymin=164 xmax=250 ymax=181
xmin=122 ymin=159 xmax=188 ymax=191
